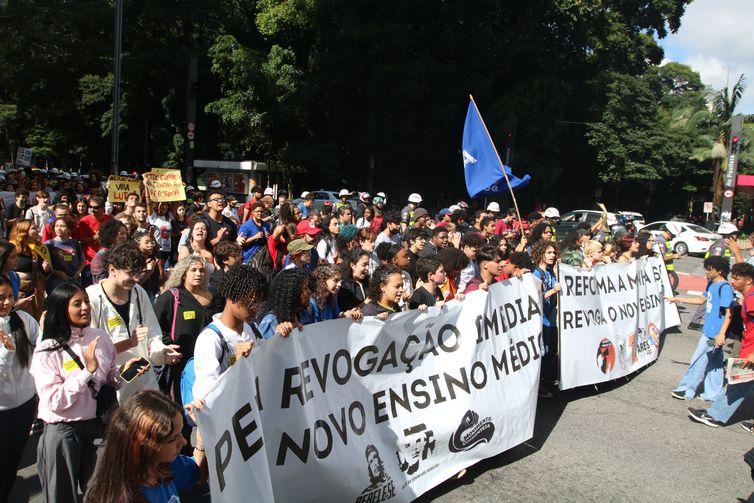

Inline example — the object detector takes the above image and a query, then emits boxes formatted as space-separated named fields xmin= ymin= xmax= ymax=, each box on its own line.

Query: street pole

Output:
xmin=110 ymin=0 xmax=124 ymax=175
xmin=719 ymin=115 xmax=744 ymax=224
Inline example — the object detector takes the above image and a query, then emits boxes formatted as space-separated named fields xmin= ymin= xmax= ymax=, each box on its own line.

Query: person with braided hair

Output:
xmin=192 ymin=264 xmax=268 ymax=401
xmin=258 ymin=269 xmax=316 ymax=339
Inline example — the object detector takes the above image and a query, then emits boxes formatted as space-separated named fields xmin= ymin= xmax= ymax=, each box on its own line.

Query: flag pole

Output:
xmin=469 ymin=94 xmax=524 ymax=236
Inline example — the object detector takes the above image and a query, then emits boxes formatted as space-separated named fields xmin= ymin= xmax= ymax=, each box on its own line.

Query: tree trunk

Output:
xmin=713 ymin=158 xmax=723 ymax=206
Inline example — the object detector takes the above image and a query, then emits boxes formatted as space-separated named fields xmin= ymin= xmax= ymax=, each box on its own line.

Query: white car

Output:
xmin=639 ymin=221 xmax=720 ymax=255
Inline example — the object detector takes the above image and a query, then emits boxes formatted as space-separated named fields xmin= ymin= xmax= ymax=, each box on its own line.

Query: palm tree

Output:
xmin=708 ymin=75 xmax=748 ymax=204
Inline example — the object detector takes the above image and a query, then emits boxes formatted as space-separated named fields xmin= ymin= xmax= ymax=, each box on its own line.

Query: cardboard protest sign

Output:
xmin=143 ymin=170 xmax=186 ymax=202
xmin=195 ymin=277 xmax=543 ymax=502
xmin=107 ymin=176 xmax=141 ymax=203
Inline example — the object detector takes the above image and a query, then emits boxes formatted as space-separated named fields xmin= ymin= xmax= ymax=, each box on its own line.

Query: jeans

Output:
xmin=675 ymin=335 xmax=724 ymax=401
xmin=707 ymin=379 xmax=754 ymax=423
xmin=541 ymin=324 xmax=558 ymax=382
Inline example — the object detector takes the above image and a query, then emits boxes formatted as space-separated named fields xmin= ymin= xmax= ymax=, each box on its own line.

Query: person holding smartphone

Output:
xmin=30 ymin=284 xmax=147 ymax=502
xmin=0 ymin=276 xmax=40 ymax=502
xmin=86 ymin=243 xmax=182 ymax=402
xmin=85 ymin=390 xmax=208 ymax=503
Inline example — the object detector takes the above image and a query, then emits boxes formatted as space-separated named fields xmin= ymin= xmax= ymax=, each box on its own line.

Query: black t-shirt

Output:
xmin=360 ymin=302 xmax=396 ymax=317
xmin=5 ymin=204 xmax=24 ymax=221
xmin=409 ymin=286 xmax=443 ymax=309
xmin=203 ymin=214 xmax=237 ymax=244
xmin=337 ymin=279 xmax=366 ymax=312
xmin=103 ymin=289 xmax=131 ymax=328
xmin=154 ymin=286 xmax=211 ymax=362
xmin=407 ymin=249 xmax=421 ymax=284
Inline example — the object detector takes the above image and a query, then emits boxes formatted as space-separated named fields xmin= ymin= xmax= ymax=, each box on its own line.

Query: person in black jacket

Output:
xmin=337 ymin=248 xmax=370 ymax=312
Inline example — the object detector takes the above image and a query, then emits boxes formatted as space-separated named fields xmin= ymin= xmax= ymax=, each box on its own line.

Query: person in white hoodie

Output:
xmin=86 ymin=242 xmax=181 ymax=401
xmin=0 ymin=276 xmax=39 ymax=502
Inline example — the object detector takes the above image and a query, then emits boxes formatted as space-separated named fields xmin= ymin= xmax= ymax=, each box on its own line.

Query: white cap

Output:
xmin=339 ymin=189 xmax=350 ymax=197
xmin=543 ymin=207 xmax=560 ymax=219
xmin=185 ymin=185 xmax=195 ymax=191
xmin=300 ymin=191 xmax=310 ymax=198
xmin=408 ymin=193 xmax=422 ymax=203
xmin=209 ymin=180 xmax=222 ymax=188
xmin=376 ymin=192 xmax=386 ymax=199
xmin=717 ymin=222 xmax=739 ymax=235
xmin=119 ymin=170 xmax=130 ymax=176
xmin=263 ymin=187 xmax=274 ymax=196
xmin=360 ymin=192 xmax=371 ymax=202
xmin=449 ymin=204 xmax=461 ymax=212
xmin=486 ymin=202 xmax=500 ymax=212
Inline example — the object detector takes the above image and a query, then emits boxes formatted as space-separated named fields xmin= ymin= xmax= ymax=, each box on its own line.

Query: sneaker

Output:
xmin=671 ymin=389 xmax=687 ymax=400
xmin=687 ymin=408 xmax=723 ymax=428
xmin=740 ymin=421 xmax=754 ymax=434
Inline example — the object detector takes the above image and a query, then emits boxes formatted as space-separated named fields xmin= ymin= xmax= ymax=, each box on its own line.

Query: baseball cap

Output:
xmin=413 ymin=208 xmax=429 ymax=219
xmin=300 ymin=191 xmax=310 ymax=199
xmin=185 ymin=185 xmax=195 ymax=192
xmin=408 ymin=193 xmax=422 ymax=204
xmin=209 ymin=180 xmax=222 ymax=188
xmin=487 ymin=202 xmax=500 ymax=213
xmin=339 ymin=189 xmax=350 ymax=197
xmin=288 ymin=238 xmax=314 ymax=254
xmin=263 ymin=187 xmax=274 ymax=196
xmin=296 ymin=219 xmax=322 ymax=236
xmin=438 ymin=208 xmax=452 ymax=216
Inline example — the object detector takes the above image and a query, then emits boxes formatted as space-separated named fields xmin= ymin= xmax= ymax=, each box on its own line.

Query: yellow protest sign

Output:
xmin=107 ymin=176 xmax=141 ymax=203
xmin=150 ymin=168 xmax=174 ymax=174
xmin=144 ymin=170 xmax=186 ymax=202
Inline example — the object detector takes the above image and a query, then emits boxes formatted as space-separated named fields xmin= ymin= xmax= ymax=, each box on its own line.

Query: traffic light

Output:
xmin=732 ymin=135 xmax=741 ymax=153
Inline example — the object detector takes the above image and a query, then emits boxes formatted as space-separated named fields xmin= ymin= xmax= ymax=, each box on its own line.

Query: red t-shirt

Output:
xmin=740 ymin=291 xmax=754 ymax=359
xmin=77 ymin=214 xmax=113 ymax=265
xmin=494 ymin=219 xmax=511 ymax=235
xmin=242 ymin=198 xmax=258 ymax=222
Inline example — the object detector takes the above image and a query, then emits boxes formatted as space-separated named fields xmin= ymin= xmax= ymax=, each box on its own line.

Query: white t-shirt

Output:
xmin=192 ymin=314 xmax=259 ymax=400
xmin=148 ymin=213 xmax=173 ymax=253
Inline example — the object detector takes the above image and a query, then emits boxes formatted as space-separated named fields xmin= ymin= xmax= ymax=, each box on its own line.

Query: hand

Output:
xmin=135 ymin=325 xmax=149 ymax=342
xmin=145 ymin=258 xmax=156 ymax=271
xmin=120 ymin=357 xmax=150 ymax=377
xmin=0 ymin=330 xmax=15 ymax=350
xmin=665 ymin=296 xmax=677 ymax=303
xmin=553 ymin=282 xmax=562 ymax=293
xmin=185 ymin=398 xmax=205 ymax=423
xmin=275 ymin=321 xmax=300 ymax=338
xmin=164 ymin=344 xmax=182 ymax=364
xmin=217 ymin=227 xmax=227 ymax=239
xmin=715 ymin=333 xmax=726 ymax=347
xmin=93 ymin=231 xmax=100 ymax=241
xmin=15 ymin=293 xmax=34 ymax=309
xmin=376 ymin=312 xmax=390 ymax=321
xmin=343 ymin=308 xmax=362 ymax=321
xmin=83 ymin=337 xmax=100 ymax=373
xmin=454 ymin=293 xmax=465 ymax=301
xmin=41 ymin=260 xmax=50 ymax=272
xmin=725 ymin=238 xmax=739 ymax=252
xmin=417 ymin=304 xmax=428 ymax=312
xmin=236 ymin=234 xmax=246 ymax=246
xmin=479 ymin=283 xmax=489 ymax=291
xmin=514 ymin=268 xmax=530 ymax=278
xmin=235 ymin=341 xmax=253 ymax=358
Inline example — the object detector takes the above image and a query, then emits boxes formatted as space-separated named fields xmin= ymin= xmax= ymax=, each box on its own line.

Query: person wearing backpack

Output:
xmin=531 ymin=240 xmax=561 ymax=399
xmin=191 ymin=264 xmax=268 ymax=402
xmin=86 ymin=243 xmax=182 ymax=402
xmin=688 ymin=262 xmax=754 ymax=429
xmin=667 ymin=256 xmax=734 ymax=402
xmin=153 ymin=255 xmax=212 ymax=449
xmin=0 ymin=276 xmax=40 ymax=502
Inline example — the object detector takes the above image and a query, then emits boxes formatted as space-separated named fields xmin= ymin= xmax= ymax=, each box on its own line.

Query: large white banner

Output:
xmin=558 ymin=256 xmax=681 ymax=390
xmin=195 ymin=276 xmax=543 ymax=502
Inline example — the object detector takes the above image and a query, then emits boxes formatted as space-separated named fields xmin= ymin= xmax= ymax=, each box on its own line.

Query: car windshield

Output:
xmin=685 ymin=223 xmax=716 ymax=235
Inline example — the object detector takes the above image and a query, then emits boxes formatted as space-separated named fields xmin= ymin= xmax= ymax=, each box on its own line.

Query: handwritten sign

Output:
xmin=144 ymin=170 xmax=186 ymax=202
xmin=107 ymin=176 xmax=141 ymax=203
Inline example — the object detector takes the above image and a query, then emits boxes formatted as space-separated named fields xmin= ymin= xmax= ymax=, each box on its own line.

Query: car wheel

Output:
xmin=674 ymin=242 xmax=688 ymax=255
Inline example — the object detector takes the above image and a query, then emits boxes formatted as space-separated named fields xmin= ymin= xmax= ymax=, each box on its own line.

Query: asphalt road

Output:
xmin=10 ymin=258 xmax=754 ymax=502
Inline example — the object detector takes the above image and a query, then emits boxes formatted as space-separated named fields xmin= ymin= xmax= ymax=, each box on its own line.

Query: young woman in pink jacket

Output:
xmin=29 ymin=284 xmax=148 ymax=503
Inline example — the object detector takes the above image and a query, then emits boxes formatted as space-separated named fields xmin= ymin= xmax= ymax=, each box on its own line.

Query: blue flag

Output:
xmin=462 ymin=99 xmax=531 ymax=198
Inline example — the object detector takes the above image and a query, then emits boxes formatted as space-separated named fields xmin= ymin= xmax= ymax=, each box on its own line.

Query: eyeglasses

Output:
xmin=89 ymin=205 xmax=101 ymax=210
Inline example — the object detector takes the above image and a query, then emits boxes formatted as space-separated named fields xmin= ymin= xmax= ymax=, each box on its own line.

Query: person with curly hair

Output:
xmin=531 ymin=239 xmax=561 ymax=398
xmin=154 ymin=255 xmax=212 ymax=422
xmin=437 ymin=247 xmax=469 ymax=302
xmin=617 ymin=234 xmax=640 ymax=263
xmin=258 ymin=268 xmax=316 ymax=339
xmin=310 ymin=265 xmax=363 ymax=322
xmin=361 ymin=265 xmax=404 ymax=319
xmin=90 ymin=219 xmax=130 ymax=285
xmin=192 ymin=264 xmax=267 ymax=401
xmin=337 ymin=248 xmax=370 ymax=312
xmin=8 ymin=219 xmax=51 ymax=317
xmin=636 ymin=231 xmax=658 ymax=259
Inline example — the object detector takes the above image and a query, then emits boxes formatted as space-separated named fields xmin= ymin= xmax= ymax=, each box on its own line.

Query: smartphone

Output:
xmin=120 ymin=357 xmax=150 ymax=382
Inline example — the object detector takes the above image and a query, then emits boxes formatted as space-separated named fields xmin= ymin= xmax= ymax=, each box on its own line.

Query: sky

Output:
xmin=658 ymin=0 xmax=754 ymax=114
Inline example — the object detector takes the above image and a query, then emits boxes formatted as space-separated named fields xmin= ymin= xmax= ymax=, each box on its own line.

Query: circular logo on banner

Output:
xmin=596 ymin=338 xmax=615 ymax=374
xmin=647 ymin=322 xmax=660 ymax=348
xmin=724 ymin=189 xmax=734 ymax=198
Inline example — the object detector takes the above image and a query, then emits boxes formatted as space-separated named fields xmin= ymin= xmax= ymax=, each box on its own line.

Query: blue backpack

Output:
xmin=180 ymin=323 xmax=230 ymax=426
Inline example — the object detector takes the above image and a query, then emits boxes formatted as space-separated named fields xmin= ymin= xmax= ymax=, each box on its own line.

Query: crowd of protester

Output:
xmin=0 ymin=166 xmax=752 ymax=502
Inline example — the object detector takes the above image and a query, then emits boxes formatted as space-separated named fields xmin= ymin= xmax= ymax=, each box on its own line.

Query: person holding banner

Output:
xmin=531 ymin=240 xmax=561 ymax=397
xmin=84 ymin=390 xmax=208 ymax=503
xmin=688 ymin=263 xmax=754 ymax=429
xmin=667 ymin=256 xmax=733 ymax=402
xmin=337 ymin=248 xmax=370 ymax=312
xmin=192 ymin=265 xmax=267 ymax=401
xmin=361 ymin=264 xmax=404 ymax=319
xmin=463 ymin=245 xmax=502 ymax=294
xmin=258 ymin=268 xmax=315 ymax=339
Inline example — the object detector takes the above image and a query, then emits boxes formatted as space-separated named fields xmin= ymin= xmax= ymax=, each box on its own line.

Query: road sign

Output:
xmin=724 ymin=189 xmax=734 ymax=199
xmin=16 ymin=147 xmax=32 ymax=167
xmin=703 ymin=201 xmax=713 ymax=214
xmin=187 ymin=122 xmax=195 ymax=132
xmin=187 ymin=131 xmax=195 ymax=140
